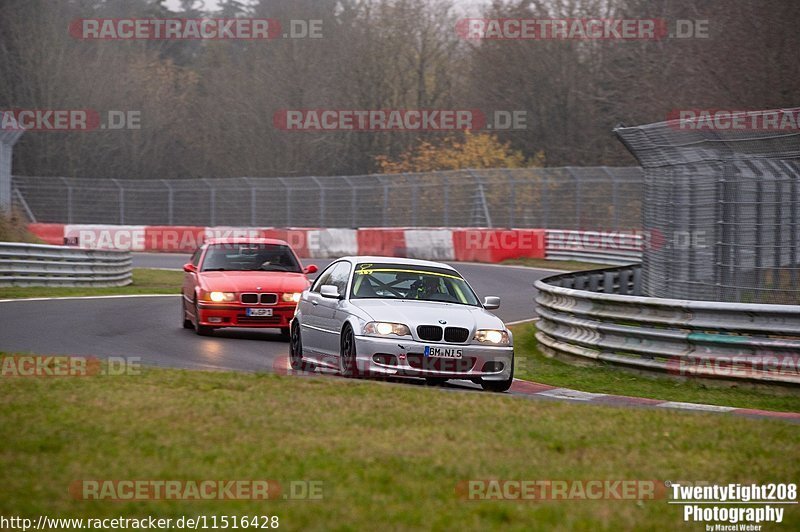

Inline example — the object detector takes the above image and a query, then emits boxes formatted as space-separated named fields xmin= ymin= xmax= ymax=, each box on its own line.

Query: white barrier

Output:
xmin=307 ymin=229 xmax=358 ymax=258
xmin=64 ymin=224 xmax=146 ymax=251
xmin=403 ymin=229 xmax=455 ymax=261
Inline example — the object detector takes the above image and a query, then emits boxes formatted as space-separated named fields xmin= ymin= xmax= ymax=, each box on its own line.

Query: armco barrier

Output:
xmin=0 ymin=242 xmax=132 ymax=287
xmin=535 ymin=265 xmax=800 ymax=385
xmin=545 ymin=229 xmax=642 ymax=265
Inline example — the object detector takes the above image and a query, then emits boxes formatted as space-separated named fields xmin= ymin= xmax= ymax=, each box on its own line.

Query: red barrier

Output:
xmin=29 ymin=224 xmax=547 ymax=264
xmin=357 ymin=229 xmax=407 ymax=257
xmin=453 ymin=229 xmax=546 ymax=262
xmin=27 ymin=223 xmax=65 ymax=245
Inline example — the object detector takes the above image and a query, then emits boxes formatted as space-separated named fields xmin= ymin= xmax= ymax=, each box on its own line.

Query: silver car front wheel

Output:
xmin=339 ymin=325 xmax=359 ymax=378
xmin=481 ymin=358 xmax=514 ymax=393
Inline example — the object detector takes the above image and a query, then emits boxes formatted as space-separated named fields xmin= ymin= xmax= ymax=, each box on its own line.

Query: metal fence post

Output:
xmin=565 ymin=167 xmax=581 ymax=229
xmin=59 ymin=177 xmax=73 ymax=224
xmin=312 ymin=177 xmax=325 ymax=227
xmin=542 ymin=172 xmax=549 ymax=228
xmin=343 ymin=176 xmax=356 ymax=228
xmin=502 ymin=169 xmax=515 ymax=228
xmin=111 ymin=179 xmax=124 ymax=224
xmin=380 ymin=177 xmax=389 ymax=227
xmin=601 ymin=166 xmax=619 ymax=230
xmin=161 ymin=179 xmax=174 ymax=225
xmin=278 ymin=178 xmax=292 ymax=227
xmin=13 ymin=188 xmax=36 ymax=222
xmin=202 ymin=178 xmax=216 ymax=227
xmin=443 ymin=175 xmax=449 ymax=227
xmin=242 ymin=177 xmax=257 ymax=226
xmin=410 ymin=174 xmax=418 ymax=227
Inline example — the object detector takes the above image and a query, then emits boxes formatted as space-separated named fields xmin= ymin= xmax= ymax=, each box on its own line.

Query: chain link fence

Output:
xmin=616 ymin=108 xmax=800 ymax=305
xmin=12 ymin=167 xmax=644 ymax=230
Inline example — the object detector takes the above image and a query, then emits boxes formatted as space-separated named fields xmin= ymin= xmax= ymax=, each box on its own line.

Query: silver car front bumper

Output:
xmin=353 ymin=335 xmax=513 ymax=381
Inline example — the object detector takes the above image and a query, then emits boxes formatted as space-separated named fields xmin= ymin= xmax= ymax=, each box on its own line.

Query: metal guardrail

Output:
xmin=545 ymin=230 xmax=643 ymax=265
xmin=534 ymin=265 xmax=800 ymax=385
xmin=0 ymin=242 xmax=132 ymax=287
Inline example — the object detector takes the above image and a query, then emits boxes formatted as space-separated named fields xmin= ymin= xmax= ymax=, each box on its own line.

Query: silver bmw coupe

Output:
xmin=289 ymin=256 xmax=514 ymax=392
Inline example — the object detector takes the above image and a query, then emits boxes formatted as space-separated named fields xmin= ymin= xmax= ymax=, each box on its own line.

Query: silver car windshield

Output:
xmin=350 ymin=262 xmax=480 ymax=306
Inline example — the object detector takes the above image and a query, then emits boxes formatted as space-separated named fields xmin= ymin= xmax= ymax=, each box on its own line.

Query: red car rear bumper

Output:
xmin=196 ymin=302 xmax=295 ymax=329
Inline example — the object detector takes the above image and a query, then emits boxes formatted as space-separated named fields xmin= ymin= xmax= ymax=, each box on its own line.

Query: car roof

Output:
xmin=336 ymin=255 xmax=457 ymax=271
xmin=205 ymin=237 xmax=290 ymax=246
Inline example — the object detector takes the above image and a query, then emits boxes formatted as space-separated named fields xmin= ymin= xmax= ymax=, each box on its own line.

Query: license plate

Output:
xmin=424 ymin=346 xmax=463 ymax=359
xmin=246 ymin=308 xmax=273 ymax=317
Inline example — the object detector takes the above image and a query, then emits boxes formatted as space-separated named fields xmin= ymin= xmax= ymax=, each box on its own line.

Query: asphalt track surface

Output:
xmin=0 ymin=253 xmax=555 ymax=376
xmin=3 ymin=254 xmax=798 ymax=421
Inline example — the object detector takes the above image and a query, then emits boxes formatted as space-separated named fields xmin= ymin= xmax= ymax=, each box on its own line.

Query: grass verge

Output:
xmin=511 ymin=323 xmax=800 ymax=413
xmin=0 ymin=268 xmax=183 ymax=299
xmin=0 ymin=367 xmax=797 ymax=530
xmin=0 ymin=211 xmax=41 ymax=243
xmin=502 ymin=257 xmax=612 ymax=271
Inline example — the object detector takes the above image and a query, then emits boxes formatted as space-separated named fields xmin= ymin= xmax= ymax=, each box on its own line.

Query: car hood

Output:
xmin=351 ymin=299 xmax=505 ymax=331
xmin=199 ymin=271 xmax=309 ymax=293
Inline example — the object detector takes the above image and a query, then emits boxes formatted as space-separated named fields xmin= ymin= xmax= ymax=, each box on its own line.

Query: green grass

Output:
xmin=0 ymin=211 xmax=41 ymax=243
xmin=0 ymin=367 xmax=797 ymax=531
xmin=502 ymin=257 xmax=611 ymax=271
xmin=512 ymin=323 xmax=800 ymax=413
xmin=0 ymin=268 xmax=183 ymax=299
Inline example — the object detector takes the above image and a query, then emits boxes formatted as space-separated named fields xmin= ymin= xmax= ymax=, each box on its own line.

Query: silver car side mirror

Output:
xmin=320 ymin=285 xmax=341 ymax=299
xmin=483 ymin=296 xmax=501 ymax=310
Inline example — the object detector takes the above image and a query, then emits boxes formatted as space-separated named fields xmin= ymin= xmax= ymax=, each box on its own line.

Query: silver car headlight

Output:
xmin=473 ymin=329 xmax=510 ymax=345
xmin=363 ymin=321 xmax=411 ymax=337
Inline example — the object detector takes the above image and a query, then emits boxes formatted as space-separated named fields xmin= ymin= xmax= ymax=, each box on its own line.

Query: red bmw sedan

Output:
xmin=181 ymin=238 xmax=317 ymax=338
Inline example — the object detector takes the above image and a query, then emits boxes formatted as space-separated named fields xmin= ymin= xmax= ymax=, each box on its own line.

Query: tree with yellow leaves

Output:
xmin=375 ymin=131 xmax=544 ymax=173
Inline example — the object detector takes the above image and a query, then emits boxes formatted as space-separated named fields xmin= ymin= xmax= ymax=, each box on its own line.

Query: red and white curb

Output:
xmin=273 ymin=354 xmax=798 ymax=422
xmin=509 ymin=379 xmax=800 ymax=422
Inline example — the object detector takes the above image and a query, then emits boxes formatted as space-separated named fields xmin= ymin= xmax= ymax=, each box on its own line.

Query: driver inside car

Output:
xmin=410 ymin=276 xmax=442 ymax=299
